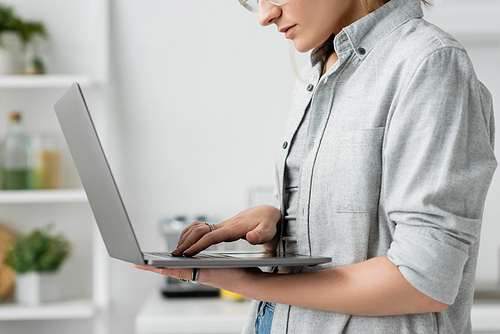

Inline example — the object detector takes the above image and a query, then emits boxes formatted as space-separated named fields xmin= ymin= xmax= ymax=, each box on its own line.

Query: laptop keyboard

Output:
xmin=146 ymin=252 xmax=235 ymax=259
xmin=146 ymin=252 xmax=173 ymax=258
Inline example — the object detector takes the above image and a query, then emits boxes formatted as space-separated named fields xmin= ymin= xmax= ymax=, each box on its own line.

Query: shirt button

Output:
xmin=358 ymin=47 xmax=366 ymax=55
xmin=306 ymin=84 xmax=314 ymax=91
xmin=283 ymin=141 xmax=288 ymax=149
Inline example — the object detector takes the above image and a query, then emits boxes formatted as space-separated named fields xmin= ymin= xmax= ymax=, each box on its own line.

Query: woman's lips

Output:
xmin=283 ymin=25 xmax=297 ymax=39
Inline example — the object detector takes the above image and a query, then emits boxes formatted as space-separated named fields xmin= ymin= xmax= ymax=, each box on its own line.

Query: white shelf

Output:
xmin=0 ymin=189 xmax=87 ymax=204
xmin=0 ymin=74 xmax=93 ymax=89
xmin=0 ymin=299 xmax=95 ymax=321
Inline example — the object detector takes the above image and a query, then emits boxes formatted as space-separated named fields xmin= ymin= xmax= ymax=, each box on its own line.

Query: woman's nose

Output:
xmin=258 ymin=1 xmax=281 ymax=26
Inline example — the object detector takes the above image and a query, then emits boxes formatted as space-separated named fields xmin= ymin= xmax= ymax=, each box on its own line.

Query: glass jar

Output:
xmin=33 ymin=134 xmax=62 ymax=189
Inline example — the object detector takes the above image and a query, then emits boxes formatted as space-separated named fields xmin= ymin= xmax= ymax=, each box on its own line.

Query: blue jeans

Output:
xmin=255 ymin=301 xmax=275 ymax=334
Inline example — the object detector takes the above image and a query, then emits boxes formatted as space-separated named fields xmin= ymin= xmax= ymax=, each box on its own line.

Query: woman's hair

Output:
xmin=311 ymin=0 xmax=429 ymax=67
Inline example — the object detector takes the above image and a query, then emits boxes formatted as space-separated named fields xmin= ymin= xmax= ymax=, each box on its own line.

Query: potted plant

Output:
xmin=4 ymin=226 xmax=70 ymax=305
xmin=0 ymin=3 xmax=22 ymax=74
xmin=0 ymin=3 xmax=47 ymax=75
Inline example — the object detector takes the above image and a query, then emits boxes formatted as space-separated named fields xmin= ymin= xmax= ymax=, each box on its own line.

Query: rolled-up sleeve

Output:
xmin=385 ymin=47 xmax=497 ymax=304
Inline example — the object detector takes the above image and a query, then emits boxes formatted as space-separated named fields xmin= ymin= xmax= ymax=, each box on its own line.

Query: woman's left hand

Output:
xmin=134 ymin=265 xmax=261 ymax=294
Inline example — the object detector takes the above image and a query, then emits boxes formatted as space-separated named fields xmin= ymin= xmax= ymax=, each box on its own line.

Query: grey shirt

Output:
xmin=283 ymin=106 xmax=310 ymax=225
xmin=242 ymin=0 xmax=497 ymax=332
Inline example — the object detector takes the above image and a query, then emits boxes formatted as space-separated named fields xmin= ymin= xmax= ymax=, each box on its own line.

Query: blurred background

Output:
xmin=0 ymin=0 xmax=499 ymax=333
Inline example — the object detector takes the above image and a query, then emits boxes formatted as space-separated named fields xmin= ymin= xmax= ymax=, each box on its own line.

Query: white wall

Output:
xmin=461 ymin=41 xmax=500 ymax=289
xmin=107 ymin=1 xmax=500 ymax=334
xmin=108 ymin=1 xmax=298 ymax=333
xmin=423 ymin=1 xmax=500 ymax=288
xmin=0 ymin=2 xmax=498 ymax=334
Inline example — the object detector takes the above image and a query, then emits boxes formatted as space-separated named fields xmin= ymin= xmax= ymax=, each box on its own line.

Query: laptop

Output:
xmin=54 ymin=83 xmax=332 ymax=268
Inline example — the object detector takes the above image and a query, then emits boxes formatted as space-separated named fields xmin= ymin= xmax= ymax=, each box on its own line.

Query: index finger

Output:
xmin=177 ymin=221 xmax=209 ymax=247
xmin=180 ymin=228 xmax=232 ymax=256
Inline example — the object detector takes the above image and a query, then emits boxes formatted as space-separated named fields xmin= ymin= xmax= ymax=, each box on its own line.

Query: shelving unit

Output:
xmin=0 ymin=191 xmax=106 ymax=333
xmin=0 ymin=1 xmax=110 ymax=334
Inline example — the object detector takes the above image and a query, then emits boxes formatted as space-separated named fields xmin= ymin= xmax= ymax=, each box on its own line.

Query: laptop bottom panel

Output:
xmin=143 ymin=251 xmax=331 ymax=268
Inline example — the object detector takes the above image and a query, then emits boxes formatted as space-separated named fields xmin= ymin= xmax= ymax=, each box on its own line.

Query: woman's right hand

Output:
xmin=171 ymin=205 xmax=281 ymax=256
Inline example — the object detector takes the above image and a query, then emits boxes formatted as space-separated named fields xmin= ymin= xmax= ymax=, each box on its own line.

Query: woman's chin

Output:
xmin=291 ymin=40 xmax=314 ymax=54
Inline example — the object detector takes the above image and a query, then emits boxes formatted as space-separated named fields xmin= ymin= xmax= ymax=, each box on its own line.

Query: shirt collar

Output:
xmin=334 ymin=0 xmax=424 ymax=59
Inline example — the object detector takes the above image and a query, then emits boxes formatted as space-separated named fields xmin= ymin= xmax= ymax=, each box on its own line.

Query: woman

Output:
xmin=136 ymin=0 xmax=497 ymax=332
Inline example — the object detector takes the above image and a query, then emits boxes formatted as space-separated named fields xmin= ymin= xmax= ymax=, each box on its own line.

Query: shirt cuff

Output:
xmin=387 ymin=223 xmax=470 ymax=305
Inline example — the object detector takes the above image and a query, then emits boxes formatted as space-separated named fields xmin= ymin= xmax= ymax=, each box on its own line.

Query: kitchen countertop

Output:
xmin=135 ymin=292 xmax=252 ymax=334
xmin=135 ymin=291 xmax=500 ymax=334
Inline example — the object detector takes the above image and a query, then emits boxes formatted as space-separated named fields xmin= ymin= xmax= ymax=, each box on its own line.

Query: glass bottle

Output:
xmin=1 ymin=111 xmax=33 ymax=190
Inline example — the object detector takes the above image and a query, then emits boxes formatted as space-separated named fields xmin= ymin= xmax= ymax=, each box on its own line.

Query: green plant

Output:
xmin=0 ymin=3 xmax=19 ymax=32
xmin=18 ymin=21 xmax=47 ymax=43
xmin=0 ymin=3 xmax=47 ymax=47
xmin=4 ymin=226 xmax=70 ymax=274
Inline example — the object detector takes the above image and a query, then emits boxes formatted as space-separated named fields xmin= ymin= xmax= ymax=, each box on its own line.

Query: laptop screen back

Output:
xmin=54 ymin=83 xmax=145 ymax=265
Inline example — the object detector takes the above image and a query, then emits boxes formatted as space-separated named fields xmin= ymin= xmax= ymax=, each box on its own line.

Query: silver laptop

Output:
xmin=54 ymin=83 xmax=331 ymax=268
